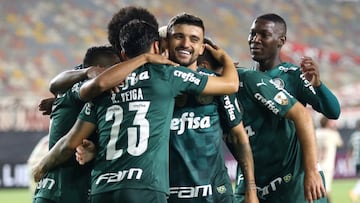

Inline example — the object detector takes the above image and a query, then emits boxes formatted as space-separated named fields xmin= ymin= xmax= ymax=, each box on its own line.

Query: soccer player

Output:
xmin=76 ymin=13 xmax=257 ymax=203
xmin=32 ymin=45 xmax=121 ymax=203
xmin=227 ymin=68 xmax=327 ymax=203
xmin=165 ymin=13 xmax=257 ymax=203
xmin=107 ymin=6 xmax=158 ymax=54
xmin=32 ymin=10 xmax=239 ymax=203
xmin=247 ymin=13 xmax=340 ymax=119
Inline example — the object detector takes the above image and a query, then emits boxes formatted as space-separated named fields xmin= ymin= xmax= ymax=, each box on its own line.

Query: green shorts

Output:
xmin=90 ymin=188 xmax=167 ymax=203
xmin=234 ymin=171 xmax=328 ymax=203
xmin=168 ymin=168 xmax=234 ymax=203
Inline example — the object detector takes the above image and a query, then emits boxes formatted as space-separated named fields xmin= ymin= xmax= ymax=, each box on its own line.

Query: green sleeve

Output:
xmin=313 ymin=82 xmax=341 ymax=119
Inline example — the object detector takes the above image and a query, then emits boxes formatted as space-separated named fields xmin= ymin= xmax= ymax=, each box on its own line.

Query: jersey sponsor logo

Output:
xmin=273 ymin=92 xmax=289 ymax=105
xmin=173 ymin=70 xmax=201 ymax=85
xmin=254 ymin=93 xmax=280 ymax=115
xmin=170 ymin=112 xmax=211 ymax=135
xmin=299 ymin=74 xmax=316 ymax=95
xmin=278 ymin=65 xmax=298 ymax=72
xmin=223 ymin=95 xmax=237 ymax=121
xmin=170 ymin=184 xmax=212 ymax=198
xmin=95 ymin=168 xmax=143 ymax=185
xmin=36 ymin=178 xmax=55 ymax=190
xmin=237 ymin=172 xmax=293 ymax=200
xmin=256 ymin=173 xmax=293 ymax=200
xmin=121 ymin=71 xmax=150 ymax=91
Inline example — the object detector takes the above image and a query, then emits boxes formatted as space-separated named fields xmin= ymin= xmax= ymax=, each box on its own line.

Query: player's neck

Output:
xmin=256 ymin=58 xmax=282 ymax=72
xmin=187 ymin=63 xmax=198 ymax=71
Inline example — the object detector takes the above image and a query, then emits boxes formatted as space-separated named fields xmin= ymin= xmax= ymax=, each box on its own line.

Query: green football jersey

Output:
xmin=252 ymin=62 xmax=340 ymax=118
xmin=78 ymin=64 xmax=208 ymax=196
xmin=168 ymin=68 xmax=242 ymax=202
xmin=34 ymin=82 xmax=92 ymax=203
xmin=233 ymin=68 xmax=303 ymax=200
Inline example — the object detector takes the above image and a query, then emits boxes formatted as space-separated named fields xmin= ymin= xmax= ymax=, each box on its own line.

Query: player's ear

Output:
xmin=199 ymin=42 xmax=205 ymax=55
xmin=199 ymin=61 xmax=210 ymax=69
xmin=278 ymin=35 xmax=286 ymax=47
xmin=153 ymin=41 xmax=160 ymax=54
xmin=120 ymin=50 xmax=128 ymax=61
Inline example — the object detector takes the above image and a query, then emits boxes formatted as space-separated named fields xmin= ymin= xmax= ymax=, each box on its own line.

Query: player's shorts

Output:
xmin=168 ymin=168 xmax=234 ymax=203
xmin=90 ymin=188 xmax=167 ymax=203
xmin=33 ymin=165 xmax=91 ymax=203
xmin=234 ymin=171 xmax=328 ymax=203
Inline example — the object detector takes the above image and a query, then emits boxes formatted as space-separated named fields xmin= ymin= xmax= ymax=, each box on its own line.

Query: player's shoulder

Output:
xmin=237 ymin=67 xmax=268 ymax=80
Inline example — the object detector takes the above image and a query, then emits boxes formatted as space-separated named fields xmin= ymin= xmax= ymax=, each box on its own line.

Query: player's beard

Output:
xmin=168 ymin=52 xmax=198 ymax=67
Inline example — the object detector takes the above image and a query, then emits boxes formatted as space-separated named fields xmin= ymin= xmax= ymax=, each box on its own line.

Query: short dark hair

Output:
xmin=197 ymin=37 xmax=222 ymax=71
xmin=257 ymin=13 xmax=287 ymax=35
xmin=107 ymin=6 xmax=158 ymax=52
xmin=83 ymin=45 xmax=120 ymax=68
xmin=119 ymin=20 xmax=159 ymax=58
xmin=167 ymin=13 xmax=205 ymax=38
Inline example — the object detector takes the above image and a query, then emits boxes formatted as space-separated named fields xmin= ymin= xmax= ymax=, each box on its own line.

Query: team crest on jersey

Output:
xmin=216 ymin=185 xmax=227 ymax=194
xmin=271 ymin=78 xmax=285 ymax=89
xmin=195 ymin=95 xmax=214 ymax=105
xmin=273 ymin=91 xmax=288 ymax=105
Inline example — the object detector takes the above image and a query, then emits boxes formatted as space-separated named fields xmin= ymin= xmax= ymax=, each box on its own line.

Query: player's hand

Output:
xmin=303 ymin=170 xmax=326 ymax=203
xmin=38 ymin=97 xmax=55 ymax=115
xmin=76 ymin=139 xmax=96 ymax=165
xmin=204 ymin=43 xmax=229 ymax=65
xmin=144 ymin=53 xmax=178 ymax=66
xmin=300 ymin=56 xmax=321 ymax=87
xmin=32 ymin=162 xmax=46 ymax=182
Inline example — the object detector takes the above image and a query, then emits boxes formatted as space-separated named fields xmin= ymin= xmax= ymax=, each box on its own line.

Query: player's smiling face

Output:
xmin=248 ymin=19 xmax=282 ymax=63
xmin=167 ymin=24 xmax=205 ymax=68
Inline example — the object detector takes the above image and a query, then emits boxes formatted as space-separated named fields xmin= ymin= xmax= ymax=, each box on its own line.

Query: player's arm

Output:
xmin=285 ymin=102 xmax=326 ymax=202
xmin=38 ymin=97 xmax=56 ymax=115
xmin=300 ymin=56 xmax=340 ymax=119
xmin=49 ymin=66 xmax=105 ymax=95
xmin=80 ymin=53 xmax=178 ymax=101
xmin=312 ymin=83 xmax=341 ymax=119
xmin=201 ymin=44 xmax=239 ymax=95
xmin=229 ymin=123 xmax=258 ymax=203
xmin=32 ymin=119 xmax=96 ymax=182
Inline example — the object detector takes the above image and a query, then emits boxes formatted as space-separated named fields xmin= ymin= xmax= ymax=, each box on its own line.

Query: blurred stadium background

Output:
xmin=0 ymin=0 xmax=359 ymax=202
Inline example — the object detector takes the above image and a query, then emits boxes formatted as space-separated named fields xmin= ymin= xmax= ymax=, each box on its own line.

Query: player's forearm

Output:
xmin=230 ymin=126 xmax=256 ymax=191
xmin=219 ymin=53 xmax=239 ymax=93
xmin=50 ymin=69 xmax=88 ymax=95
xmin=79 ymin=54 xmax=149 ymax=101
xmin=287 ymin=103 xmax=318 ymax=172
xmin=38 ymin=136 xmax=75 ymax=177
xmin=235 ymin=142 xmax=256 ymax=191
xmin=314 ymin=83 xmax=341 ymax=119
